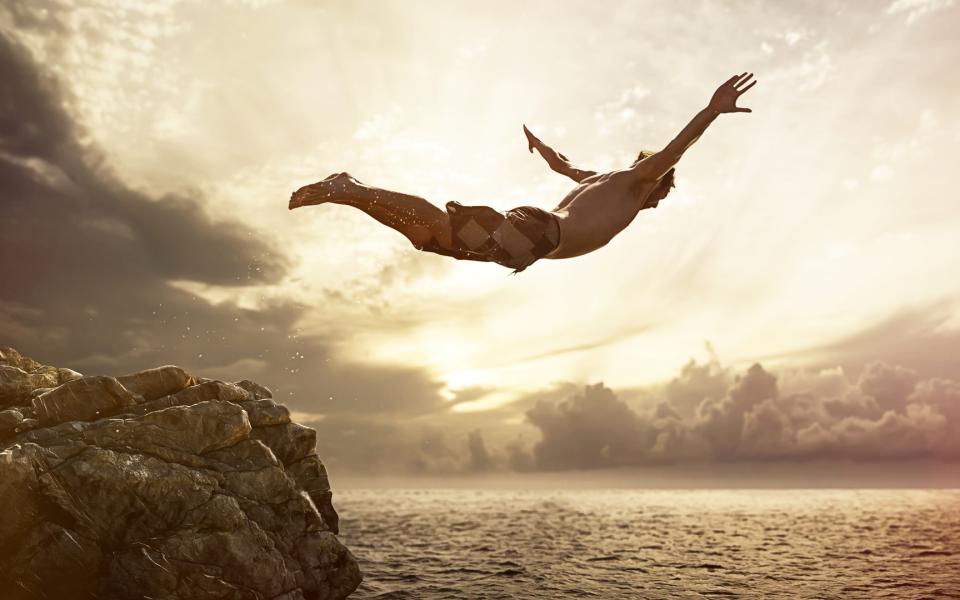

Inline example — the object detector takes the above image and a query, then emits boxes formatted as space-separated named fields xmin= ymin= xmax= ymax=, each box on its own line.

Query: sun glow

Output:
xmin=17 ymin=0 xmax=960 ymax=420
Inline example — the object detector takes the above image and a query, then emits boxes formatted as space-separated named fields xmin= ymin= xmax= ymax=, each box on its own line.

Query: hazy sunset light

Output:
xmin=3 ymin=0 xmax=959 ymax=482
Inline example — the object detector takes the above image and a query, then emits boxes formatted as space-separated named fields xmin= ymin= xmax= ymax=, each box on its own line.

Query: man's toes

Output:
xmin=290 ymin=185 xmax=316 ymax=209
xmin=290 ymin=172 xmax=354 ymax=210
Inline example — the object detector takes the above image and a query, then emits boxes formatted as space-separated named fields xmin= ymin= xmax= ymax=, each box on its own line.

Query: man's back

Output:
xmin=546 ymin=170 xmax=656 ymax=259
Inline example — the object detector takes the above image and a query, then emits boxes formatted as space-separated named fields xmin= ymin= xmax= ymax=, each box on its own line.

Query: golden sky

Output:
xmin=3 ymin=0 xmax=959 ymax=478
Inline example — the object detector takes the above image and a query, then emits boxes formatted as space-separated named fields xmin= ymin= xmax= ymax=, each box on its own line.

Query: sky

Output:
xmin=1 ymin=0 xmax=959 ymax=484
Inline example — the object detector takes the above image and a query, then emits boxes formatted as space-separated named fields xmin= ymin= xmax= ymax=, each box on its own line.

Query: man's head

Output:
xmin=634 ymin=150 xmax=676 ymax=205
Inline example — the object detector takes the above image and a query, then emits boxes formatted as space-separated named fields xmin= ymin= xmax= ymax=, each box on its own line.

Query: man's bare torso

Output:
xmin=545 ymin=170 xmax=657 ymax=259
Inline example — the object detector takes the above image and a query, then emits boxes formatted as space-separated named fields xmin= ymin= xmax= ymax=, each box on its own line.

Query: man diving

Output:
xmin=289 ymin=72 xmax=757 ymax=274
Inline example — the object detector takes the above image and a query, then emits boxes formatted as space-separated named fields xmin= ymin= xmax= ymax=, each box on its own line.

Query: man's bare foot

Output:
xmin=289 ymin=172 xmax=359 ymax=210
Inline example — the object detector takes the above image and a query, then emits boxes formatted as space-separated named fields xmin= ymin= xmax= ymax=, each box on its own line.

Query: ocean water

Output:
xmin=336 ymin=489 xmax=960 ymax=599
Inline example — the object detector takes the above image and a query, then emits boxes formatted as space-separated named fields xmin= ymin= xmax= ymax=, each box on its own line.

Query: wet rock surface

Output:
xmin=0 ymin=347 xmax=361 ymax=600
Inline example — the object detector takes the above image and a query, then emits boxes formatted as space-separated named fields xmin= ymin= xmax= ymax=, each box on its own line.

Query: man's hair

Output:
xmin=634 ymin=150 xmax=675 ymax=205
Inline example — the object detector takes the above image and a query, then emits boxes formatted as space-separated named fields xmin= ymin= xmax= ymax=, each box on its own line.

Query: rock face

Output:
xmin=0 ymin=347 xmax=361 ymax=600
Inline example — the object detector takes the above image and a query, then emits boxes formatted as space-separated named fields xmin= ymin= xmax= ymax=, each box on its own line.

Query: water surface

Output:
xmin=337 ymin=489 xmax=960 ymax=599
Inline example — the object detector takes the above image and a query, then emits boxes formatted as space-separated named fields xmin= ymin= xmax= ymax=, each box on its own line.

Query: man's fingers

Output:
xmin=737 ymin=80 xmax=757 ymax=95
xmin=735 ymin=106 xmax=752 ymax=113
xmin=524 ymin=125 xmax=542 ymax=153
xmin=724 ymin=71 xmax=755 ymax=89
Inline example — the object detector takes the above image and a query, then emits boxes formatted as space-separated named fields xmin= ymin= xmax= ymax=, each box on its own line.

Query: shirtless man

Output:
xmin=289 ymin=72 xmax=756 ymax=274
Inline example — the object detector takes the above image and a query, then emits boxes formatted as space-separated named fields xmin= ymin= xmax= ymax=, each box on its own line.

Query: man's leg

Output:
xmin=290 ymin=173 xmax=453 ymax=249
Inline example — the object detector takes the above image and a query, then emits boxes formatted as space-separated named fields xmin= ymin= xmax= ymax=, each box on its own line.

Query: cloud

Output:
xmin=886 ymin=0 xmax=957 ymax=24
xmin=281 ymin=351 xmax=960 ymax=476
xmin=0 ymin=30 xmax=448 ymax=421
xmin=0 ymin=30 xmax=286 ymax=302
xmin=310 ymin=416 xmax=503 ymax=476
xmin=306 ymin=382 xmax=578 ymax=476
xmin=776 ymin=302 xmax=960 ymax=379
xmin=522 ymin=358 xmax=960 ymax=470
xmin=526 ymin=383 xmax=652 ymax=470
xmin=316 ymin=350 xmax=959 ymax=476
xmin=465 ymin=429 xmax=494 ymax=472
xmin=514 ymin=322 xmax=656 ymax=364
xmin=4 ymin=2 xmax=960 ymax=481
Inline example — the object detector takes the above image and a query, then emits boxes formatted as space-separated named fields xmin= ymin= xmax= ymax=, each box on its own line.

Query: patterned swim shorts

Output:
xmin=421 ymin=201 xmax=561 ymax=274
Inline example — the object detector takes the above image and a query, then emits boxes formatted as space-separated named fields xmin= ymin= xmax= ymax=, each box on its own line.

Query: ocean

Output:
xmin=336 ymin=489 xmax=960 ymax=599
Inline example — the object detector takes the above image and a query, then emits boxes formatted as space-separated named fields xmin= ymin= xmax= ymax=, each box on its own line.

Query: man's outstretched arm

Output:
xmin=523 ymin=125 xmax=597 ymax=183
xmin=635 ymin=72 xmax=756 ymax=181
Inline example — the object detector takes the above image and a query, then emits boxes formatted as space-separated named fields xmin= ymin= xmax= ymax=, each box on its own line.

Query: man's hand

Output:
xmin=524 ymin=124 xmax=595 ymax=183
xmin=524 ymin=124 xmax=572 ymax=161
xmin=523 ymin=124 xmax=541 ymax=153
xmin=708 ymin=72 xmax=757 ymax=114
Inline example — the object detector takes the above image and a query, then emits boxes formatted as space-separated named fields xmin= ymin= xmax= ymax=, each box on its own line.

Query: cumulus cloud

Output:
xmin=321 ymin=354 xmax=959 ymax=476
xmin=268 ymin=352 xmax=960 ymax=476
xmin=277 ymin=354 xmax=960 ymax=476
xmin=522 ymin=359 xmax=960 ymax=470
xmin=526 ymin=383 xmax=653 ymax=470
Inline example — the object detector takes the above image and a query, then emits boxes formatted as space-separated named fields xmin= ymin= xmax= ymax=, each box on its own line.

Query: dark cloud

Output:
xmin=521 ymin=359 xmax=960 ymax=470
xmin=1 ymin=29 xmax=284 ymax=337
xmin=4 ymin=160 xmax=286 ymax=293
xmin=0 ymin=31 xmax=447 ymax=421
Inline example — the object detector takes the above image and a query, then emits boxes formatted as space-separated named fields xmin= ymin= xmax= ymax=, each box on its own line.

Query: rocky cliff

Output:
xmin=0 ymin=347 xmax=361 ymax=599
